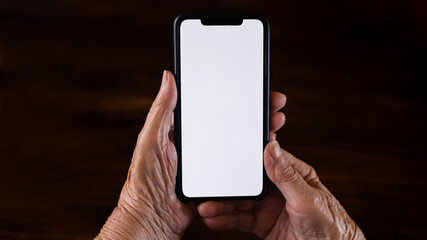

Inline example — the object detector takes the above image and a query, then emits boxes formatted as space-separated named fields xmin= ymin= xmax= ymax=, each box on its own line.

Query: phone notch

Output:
xmin=201 ymin=18 xmax=243 ymax=26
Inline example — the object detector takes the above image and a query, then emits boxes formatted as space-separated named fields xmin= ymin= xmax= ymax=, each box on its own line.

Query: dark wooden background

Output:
xmin=1 ymin=0 xmax=426 ymax=239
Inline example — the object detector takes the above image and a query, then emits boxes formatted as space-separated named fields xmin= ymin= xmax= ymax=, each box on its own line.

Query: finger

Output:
xmin=264 ymin=140 xmax=313 ymax=205
xmin=198 ymin=201 xmax=235 ymax=218
xmin=198 ymin=200 xmax=256 ymax=218
xmin=271 ymin=92 xmax=287 ymax=112
xmin=203 ymin=211 xmax=255 ymax=232
xmin=279 ymin=149 xmax=325 ymax=190
xmin=138 ymin=70 xmax=177 ymax=144
xmin=270 ymin=112 xmax=286 ymax=132
xmin=270 ymin=132 xmax=276 ymax=141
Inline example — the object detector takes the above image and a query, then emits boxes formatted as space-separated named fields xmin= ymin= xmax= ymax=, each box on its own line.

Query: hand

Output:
xmin=198 ymin=135 xmax=365 ymax=238
xmin=96 ymin=70 xmax=288 ymax=239
xmin=96 ymin=71 xmax=191 ymax=239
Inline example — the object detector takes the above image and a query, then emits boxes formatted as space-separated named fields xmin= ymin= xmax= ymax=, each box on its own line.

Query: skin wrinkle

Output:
xmin=141 ymin=129 xmax=187 ymax=235
xmin=101 ymin=224 xmax=123 ymax=240
xmin=271 ymin=149 xmax=297 ymax=186
xmin=126 ymin=165 xmax=155 ymax=206
xmin=337 ymin=204 xmax=357 ymax=240
xmin=350 ymin=223 xmax=365 ymax=240
xmin=114 ymin=210 xmax=141 ymax=238
xmin=123 ymin=183 xmax=150 ymax=209
xmin=97 ymin=72 xmax=365 ymax=240
xmin=350 ymin=218 xmax=362 ymax=240
xmin=144 ymin=177 xmax=168 ymax=223
xmin=168 ymin=114 xmax=175 ymax=142
xmin=157 ymin=144 xmax=175 ymax=190
xmin=336 ymin=207 xmax=348 ymax=239
xmin=150 ymin=167 xmax=178 ymax=230
xmin=101 ymin=207 xmax=144 ymax=240
xmin=122 ymin=175 xmax=180 ymax=239
xmin=325 ymin=194 xmax=338 ymax=231
xmin=119 ymin=181 xmax=169 ymax=233
xmin=137 ymin=147 xmax=183 ymax=237
xmin=119 ymin=204 xmax=161 ymax=239
xmin=302 ymin=167 xmax=321 ymax=188
xmin=162 ymin=146 xmax=173 ymax=184
xmin=263 ymin=143 xmax=365 ymax=240
xmin=96 ymin=72 xmax=191 ymax=240
xmin=284 ymin=153 xmax=324 ymax=191
xmin=102 ymin=227 xmax=128 ymax=240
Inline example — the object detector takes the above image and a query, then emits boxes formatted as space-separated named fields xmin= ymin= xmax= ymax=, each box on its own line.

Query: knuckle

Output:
xmin=275 ymin=162 xmax=297 ymax=183
xmin=305 ymin=166 xmax=321 ymax=186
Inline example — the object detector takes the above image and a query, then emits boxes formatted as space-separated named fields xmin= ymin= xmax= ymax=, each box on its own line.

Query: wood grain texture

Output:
xmin=0 ymin=0 xmax=426 ymax=239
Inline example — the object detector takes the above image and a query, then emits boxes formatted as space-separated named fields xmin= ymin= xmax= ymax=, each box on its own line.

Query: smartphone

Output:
xmin=174 ymin=13 xmax=270 ymax=202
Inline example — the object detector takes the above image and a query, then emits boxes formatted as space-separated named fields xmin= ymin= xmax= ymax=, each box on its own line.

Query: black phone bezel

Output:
xmin=173 ymin=13 xmax=270 ymax=202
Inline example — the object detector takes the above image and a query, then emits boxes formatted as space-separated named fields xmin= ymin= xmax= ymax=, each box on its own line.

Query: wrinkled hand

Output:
xmin=96 ymin=71 xmax=190 ymax=239
xmin=96 ymin=70 xmax=288 ymax=239
xmin=198 ymin=134 xmax=366 ymax=238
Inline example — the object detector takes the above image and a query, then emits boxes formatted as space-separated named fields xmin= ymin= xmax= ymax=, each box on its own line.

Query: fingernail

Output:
xmin=270 ymin=140 xmax=282 ymax=159
xmin=162 ymin=70 xmax=169 ymax=87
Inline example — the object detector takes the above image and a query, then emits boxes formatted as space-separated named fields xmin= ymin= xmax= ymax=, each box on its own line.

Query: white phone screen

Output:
xmin=180 ymin=19 xmax=264 ymax=197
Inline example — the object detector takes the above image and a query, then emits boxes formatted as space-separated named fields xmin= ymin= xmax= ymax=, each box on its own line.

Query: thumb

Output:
xmin=139 ymin=70 xmax=177 ymax=143
xmin=264 ymin=140 xmax=313 ymax=204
